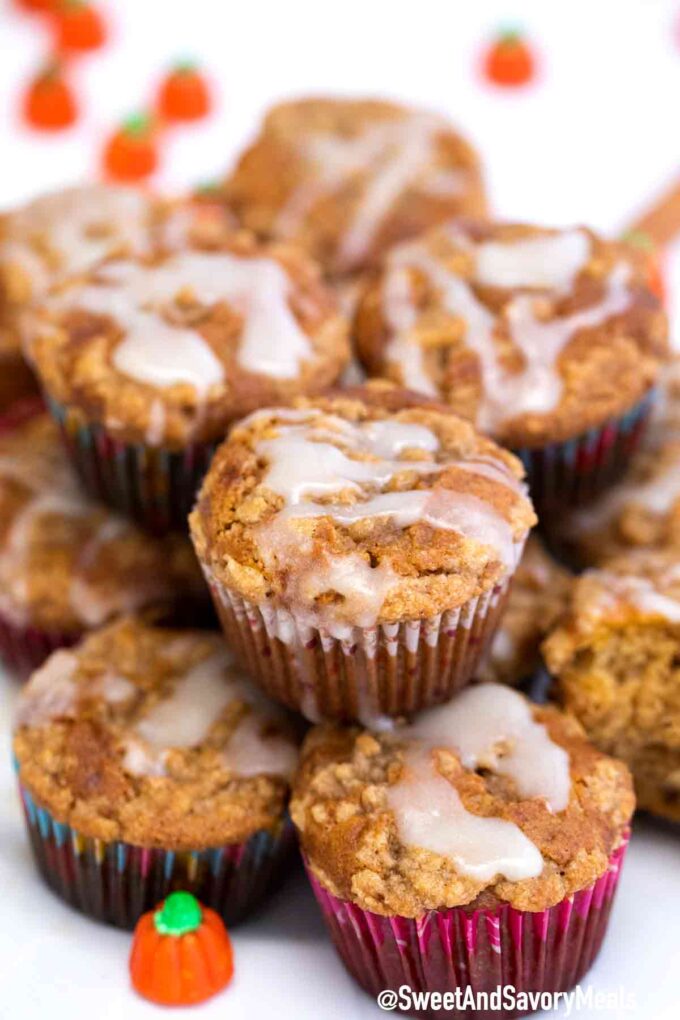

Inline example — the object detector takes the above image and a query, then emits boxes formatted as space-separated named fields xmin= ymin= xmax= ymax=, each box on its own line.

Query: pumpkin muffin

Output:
xmin=355 ymin=220 xmax=668 ymax=511
xmin=0 ymin=184 xmax=176 ymax=412
xmin=556 ymin=436 xmax=680 ymax=566
xmin=0 ymin=403 xmax=207 ymax=675
xmin=14 ymin=617 xmax=299 ymax=927
xmin=27 ymin=228 xmax=349 ymax=531
xmin=222 ymin=97 xmax=487 ymax=278
xmin=476 ymin=535 xmax=571 ymax=686
xmin=292 ymin=682 xmax=633 ymax=1014
xmin=190 ymin=383 xmax=536 ymax=722
xmin=543 ymin=549 xmax=680 ymax=822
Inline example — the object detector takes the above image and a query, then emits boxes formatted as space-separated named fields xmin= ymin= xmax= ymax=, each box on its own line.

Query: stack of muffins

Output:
xmin=2 ymin=95 xmax=675 ymax=1015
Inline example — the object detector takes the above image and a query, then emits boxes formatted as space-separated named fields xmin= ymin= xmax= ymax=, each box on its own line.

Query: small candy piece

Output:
xmin=130 ymin=891 xmax=234 ymax=1006
xmin=102 ymin=113 xmax=159 ymax=183
xmin=21 ymin=61 xmax=78 ymax=132
xmin=622 ymin=230 xmax=666 ymax=303
xmin=51 ymin=0 xmax=107 ymax=55
xmin=482 ymin=27 xmax=536 ymax=88
xmin=157 ymin=60 xmax=212 ymax=123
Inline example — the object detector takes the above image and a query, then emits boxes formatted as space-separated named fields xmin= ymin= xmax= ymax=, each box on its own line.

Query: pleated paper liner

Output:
xmin=304 ymin=830 xmax=629 ymax=1020
xmin=19 ymin=781 xmax=295 ymax=929
xmin=0 ymin=613 xmax=79 ymax=678
xmin=516 ymin=391 xmax=654 ymax=518
xmin=206 ymin=576 xmax=512 ymax=723
xmin=47 ymin=398 xmax=217 ymax=535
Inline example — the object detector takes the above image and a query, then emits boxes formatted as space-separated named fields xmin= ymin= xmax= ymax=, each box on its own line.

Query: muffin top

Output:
xmin=543 ymin=549 xmax=680 ymax=675
xmin=222 ymin=97 xmax=486 ymax=277
xmin=0 ymin=408 xmax=204 ymax=633
xmin=561 ymin=437 xmax=680 ymax=565
xmin=476 ymin=535 xmax=571 ymax=685
xmin=190 ymin=385 xmax=536 ymax=638
xmin=355 ymin=220 xmax=668 ymax=447
xmin=14 ymin=618 xmax=299 ymax=848
xmin=291 ymin=682 xmax=633 ymax=916
xmin=27 ymin=229 xmax=349 ymax=447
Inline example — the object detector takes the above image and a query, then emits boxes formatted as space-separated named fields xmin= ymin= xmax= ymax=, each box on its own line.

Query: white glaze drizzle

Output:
xmin=274 ymin=112 xmax=464 ymax=272
xmin=14 ymin=652 xmax=136 ymax=729
xmin=591 ymin=569 xmax=680 ymax=624
xmin=383 ymin=229 xmax=632 ymax=429
xmin=386 ymin=683 xmax=571 ymax=881
xmin=50 ymin=250 xmax=314 ymax=394
xmin=122 ymin=648 xmax=297 ymax=779
xmin=250 ymin=411 xmax=524 ymax=636
xmin=473 ymin=229 xmax=591 ymax=291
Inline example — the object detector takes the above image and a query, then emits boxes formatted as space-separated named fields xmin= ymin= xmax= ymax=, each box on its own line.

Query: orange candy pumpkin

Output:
xmin=130 ymin=891 xmax=234 ymax=1006
xmin=51 ymin=0 xmax=107 ymax=55
xmin=157 ymin=61 xmax=212 ymax=123
xmin=102 ymin=113 xmax=159 ymax=183
xmin=483 ymin=29 xmax=536 ymax=88
xmin=22 ymin=62 xmax=78 ymax=131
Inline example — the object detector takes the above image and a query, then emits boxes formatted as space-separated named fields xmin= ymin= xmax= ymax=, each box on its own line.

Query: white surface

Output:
xmin=1 ymin=0 xmax=679 ymax=1017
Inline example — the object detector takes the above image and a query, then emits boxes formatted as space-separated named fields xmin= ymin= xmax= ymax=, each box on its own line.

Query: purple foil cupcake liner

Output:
xmin=204 ymin=575 xmax=513 ymax=723
xmin=304 ymin=832 xmax=629 ymax=1020
xmin=19 ymin=782 xmax=295 ymax=929
xmin=0 ymin=611 xmax=80 ymax=678
xmin=47 ymin=397 xmax=217 ymax=534
xmin=515 ymin=391 xmax=654 ymax=515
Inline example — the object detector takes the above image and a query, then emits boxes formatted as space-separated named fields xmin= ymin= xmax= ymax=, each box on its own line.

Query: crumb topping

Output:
xmin=190 ymin=386 xmax=536 ymax=637
xmin=291 ymin=683 xmax=633 ymax=916
xmin=14 ymin=618 xmax=299 ymax=847
xmin=355 ymin=221 xmax=668 ymax=446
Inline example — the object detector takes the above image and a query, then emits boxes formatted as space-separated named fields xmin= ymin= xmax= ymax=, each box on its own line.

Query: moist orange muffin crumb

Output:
xmin=355 ymin=220 xmax=668 ymax=448
xmin=14 ymin=618 xmax=299 ymax=849
xmin=27 ymin=229 xmax=349 ymax=448
xmin=543 ymin=549 xmax=680 ymax=821
xmin=190 ymin=384 xmax=536 ymax=634
xmin=222 ymin=97 xmax=487 ymax=277
xmin=476 ymin=535 xmax=571 ymax=685
xmin=0 ymin=412 xmax=205 ymax=634
xmin=291 ymin=683 xmax=633 ymax=916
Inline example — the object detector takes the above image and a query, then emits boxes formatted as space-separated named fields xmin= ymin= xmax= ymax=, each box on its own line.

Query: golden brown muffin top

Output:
xmin=560 ymin=438 xmax=680 ymax=566
xmin=222 ymin=97 xmax=486 ymax=277
xmin=27 ymin=229 xmax=349 ymax=448
xmin=190 ymin=385 xmax=536 ymax=636
xmin=14 ymin=618 xmax=299 ymax=848
xmin=0 ymin=411 xmax=205 ymax=632
xmin=476 ymin=535 xmax=571 ymax=685
xmin=355 ymin=220 xmax=668 ymax=448
xmin=291 ymin=682 xmax=633 ymax=916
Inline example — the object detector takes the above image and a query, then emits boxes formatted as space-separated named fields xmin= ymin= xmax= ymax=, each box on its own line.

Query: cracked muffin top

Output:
xmin=221 ymin=97 xmax=487 ymax=277
xmin=355 ymin=220 xmax=668 ymax=448
xmin=14 ymin=617 xmax=299 ymax=848
xmin=190 ymin=384 xmax=536 ymax=637
xmin=291 ymin=682 xmax=633 ymax=916
xmin=27 ymin=229 xmax=349 ymax=448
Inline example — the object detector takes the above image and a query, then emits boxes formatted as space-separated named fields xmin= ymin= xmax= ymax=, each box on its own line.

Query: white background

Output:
xmin=1 ymin=1 xmax=679 ymax=1017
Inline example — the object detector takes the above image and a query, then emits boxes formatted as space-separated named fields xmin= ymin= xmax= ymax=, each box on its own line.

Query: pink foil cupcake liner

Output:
xmin=304 ymin=832 xmax=629 ymax=1019
xmin=516 ymin=391 xmax=653 ymax=515
xmin=205 ymin=575 xmax=512 ymax=723
xmin=18 ymin=781 xmax=295 ymax=929
xmin=47 ymin=397 xmax=217 ymax=534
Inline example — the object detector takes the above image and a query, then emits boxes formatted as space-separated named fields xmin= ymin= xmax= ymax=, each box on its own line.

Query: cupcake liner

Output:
xmin=304 ymin=832 xmax=629 ymax=1020
xmin=0 ymin=611 xmax=79 ymax=678
xmin=47 ymin=397 xmax=217 ymax=534
xmin=205 ymin=575 xmax=512 ymax=723
xmin=18 ymin=781 xmax=295 ymax=929
xmin=515 ymin=391 xmax=654 ymax=515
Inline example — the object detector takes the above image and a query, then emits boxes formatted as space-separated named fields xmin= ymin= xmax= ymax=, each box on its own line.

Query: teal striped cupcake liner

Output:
xmin=47 ymin=398 xmax=217 ymax=534
xmin=18 ymin=780 xmax=295 ymax=929
xmin=515 ymin=390 xmax=655 ymax=517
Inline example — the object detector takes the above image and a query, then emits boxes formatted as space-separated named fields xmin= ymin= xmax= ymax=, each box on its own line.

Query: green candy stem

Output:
xmin=121 ymin=113 xmax=153 ymax=138
xmin=173 ymin=59 xmax=198 ymax=75
xmin=498 ymin=26 xmax=523 ymax=45
xmin=154 ymin=891 xmax=203 ymax=937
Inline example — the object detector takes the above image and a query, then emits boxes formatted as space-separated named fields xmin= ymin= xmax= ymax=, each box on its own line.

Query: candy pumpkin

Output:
xmin=22 ymin=62 xmax=78 ymax=131
xmin=482 ymin=28 xmax=536 ymax=88
xmin=51 ymin=0 xmax=107 ymax=54
xmin=101 ymin=113 xmax=159 ymax=182
xmin=157 ymin=61 xmax=212 ymax=123
xmin=130 ymin=891 xmax=234 ymax=1006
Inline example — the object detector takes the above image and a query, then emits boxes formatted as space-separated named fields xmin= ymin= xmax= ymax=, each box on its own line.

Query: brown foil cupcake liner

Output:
xmin=47 ymin=397 xmax=217 ymax=534
xmin=0 ymin=611 xmax=79 ymax=678
xmin=18 ymin=781 xmax=295 ymax=929
xmin=516 ymin=390 xmax=654 ymax=516
xmin=304 ymin=831 xmax=629 ymax=1019
xmin=205 ymin=576 xmax=512 ymax=722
